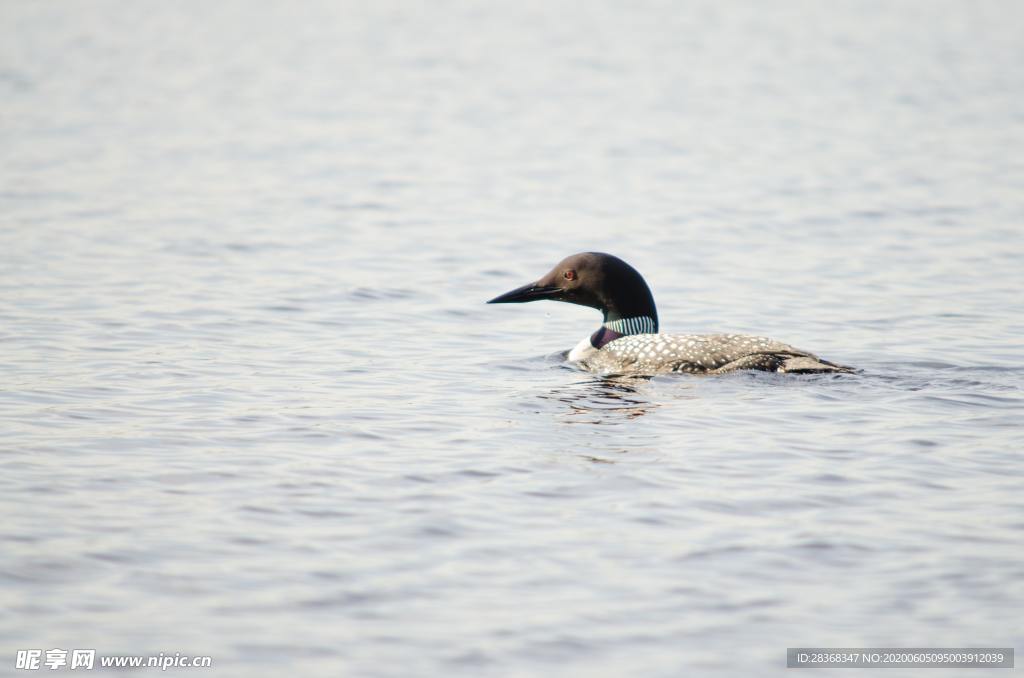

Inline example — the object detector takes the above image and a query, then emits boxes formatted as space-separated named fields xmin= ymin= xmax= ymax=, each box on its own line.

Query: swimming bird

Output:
xmin=488 ymin=252 xmax=853 ymax=375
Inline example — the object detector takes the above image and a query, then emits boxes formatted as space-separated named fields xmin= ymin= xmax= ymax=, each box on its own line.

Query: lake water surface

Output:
xmin=2 ymin=1 xmax=1023 ymax=676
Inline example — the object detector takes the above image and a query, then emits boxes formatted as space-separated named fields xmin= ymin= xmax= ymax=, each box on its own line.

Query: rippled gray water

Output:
xmin=2 ymin=1 xmax=1023 ymax=676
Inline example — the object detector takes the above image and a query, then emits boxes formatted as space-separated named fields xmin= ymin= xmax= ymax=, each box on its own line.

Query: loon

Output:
xmin=487 ymin=252 xmax=853 ymax=375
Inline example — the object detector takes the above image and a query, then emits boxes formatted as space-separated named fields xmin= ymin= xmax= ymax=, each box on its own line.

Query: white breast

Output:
xmin=568 ymin=336 xmax=598 ymax=362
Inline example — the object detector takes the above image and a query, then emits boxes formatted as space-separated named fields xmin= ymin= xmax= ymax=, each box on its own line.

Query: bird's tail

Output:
xmin=778 ymin=356 xmax=856 ymax=374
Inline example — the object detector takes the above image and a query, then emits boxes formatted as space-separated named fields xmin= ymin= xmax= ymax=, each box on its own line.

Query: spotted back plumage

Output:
xmin=578 ymin=333 xmax=852 ymax=375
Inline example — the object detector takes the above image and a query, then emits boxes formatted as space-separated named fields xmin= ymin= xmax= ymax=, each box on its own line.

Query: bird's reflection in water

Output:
xmin=536 ymin=374 xmax=678 ymax=464
xmin=538 ymin=374 xmax=660 ymax=425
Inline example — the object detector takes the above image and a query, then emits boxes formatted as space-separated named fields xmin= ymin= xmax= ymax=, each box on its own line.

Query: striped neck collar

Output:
xmin=602 ymin=315 xmax=657 ymax=336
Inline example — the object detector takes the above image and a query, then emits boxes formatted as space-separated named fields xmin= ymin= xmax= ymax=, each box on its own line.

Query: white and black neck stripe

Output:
xmin=603 ymin=315 xmax=657 ymax=336
xmin=587 ymin=315 xmax=658 ymax=351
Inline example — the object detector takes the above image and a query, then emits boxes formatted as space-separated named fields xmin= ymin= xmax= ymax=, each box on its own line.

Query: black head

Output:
xmin=486 ymin=252 xmax=658 ymax=326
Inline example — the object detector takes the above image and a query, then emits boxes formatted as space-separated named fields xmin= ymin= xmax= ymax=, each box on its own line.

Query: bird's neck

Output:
xmin=590 ymin=312 xmax=658 ymax=349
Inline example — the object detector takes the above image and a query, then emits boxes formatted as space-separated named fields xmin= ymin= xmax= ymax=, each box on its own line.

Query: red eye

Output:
xmin=563 ymin=269 xmax=577 ymax=281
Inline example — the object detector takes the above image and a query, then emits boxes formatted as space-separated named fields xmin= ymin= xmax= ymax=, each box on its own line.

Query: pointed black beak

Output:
xmin=487 ymin=282 xmax=563 ymax=304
